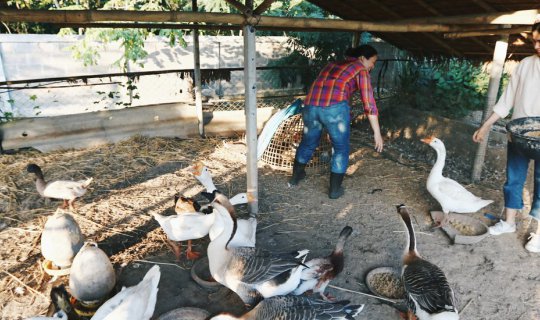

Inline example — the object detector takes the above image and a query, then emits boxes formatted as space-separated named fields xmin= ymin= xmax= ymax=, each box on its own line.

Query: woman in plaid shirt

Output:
xmin=289 ymin=45 xmax=383 ymax=199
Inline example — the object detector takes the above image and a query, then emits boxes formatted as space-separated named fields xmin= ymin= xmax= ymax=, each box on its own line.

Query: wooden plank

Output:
xmin=0 ymin=104 xmax=276 ymax=152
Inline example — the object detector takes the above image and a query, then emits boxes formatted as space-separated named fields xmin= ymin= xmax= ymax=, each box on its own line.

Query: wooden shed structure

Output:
xmin=1 ymin=1 xmax=540 ymax=213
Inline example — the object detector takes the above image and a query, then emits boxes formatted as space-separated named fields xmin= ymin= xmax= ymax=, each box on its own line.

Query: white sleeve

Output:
xmin=492 ymin=62 xmax=522 ymax=119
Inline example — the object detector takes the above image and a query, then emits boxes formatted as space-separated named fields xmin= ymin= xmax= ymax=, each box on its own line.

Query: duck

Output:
xmin=292 ymin=226 xmax=353 ymax=301
xmin=170 ymin=195 xmax=207 ymax=260
xmin=420 ymin=137 xmax=492 ymax=225
xmin=210 ymin=295 xmax=364 ymax=320
xmin=90 ymin=265 xmax=160 ymax=320
xmin=26 ymin=163 xmax=93 ymax=211
xmin=396 ymin=204 xmax=459 ymax=320
xmin=25 ymin=285 xmax=79 ymax=320
xmin=207 ymin=198 xmax=308 ymax=306
xmin=152 ymin=192 xmax=256 ymax=261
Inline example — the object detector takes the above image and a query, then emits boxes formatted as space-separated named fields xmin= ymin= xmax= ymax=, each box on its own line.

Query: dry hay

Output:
xmin=0 ymin=134 xmax=242 ymax=318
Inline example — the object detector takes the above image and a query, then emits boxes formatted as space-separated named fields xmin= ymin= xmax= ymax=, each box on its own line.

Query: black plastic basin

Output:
xmin=506 ymin=117 xmax=540 ymax=160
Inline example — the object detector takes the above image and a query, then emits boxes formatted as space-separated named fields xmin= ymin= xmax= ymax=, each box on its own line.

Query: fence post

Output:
xmin=244 ymin=0 xmax=258 ymax=216
xmin=192 ymin=0 xmax=204 ymax=137
xmin=472 ymin=36 xmax=508 ymax=182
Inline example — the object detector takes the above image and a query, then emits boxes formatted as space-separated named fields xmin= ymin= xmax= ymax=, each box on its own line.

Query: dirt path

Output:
xmin=0 ymin=129 xmax=538 ymax=320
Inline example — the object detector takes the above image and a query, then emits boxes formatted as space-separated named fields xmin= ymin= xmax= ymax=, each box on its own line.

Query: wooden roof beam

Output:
xmin=0 ymin=9 xmax=465 ymax=33
xmin=253 ymin=0 xmax=277 ymax=15
xmin=386 ymin=8 xmax=540 ymax=25
xmin=445 ymin=26 xmax=531 ymax=39
xmin=223 ymin=0 xmax=251 ymax=15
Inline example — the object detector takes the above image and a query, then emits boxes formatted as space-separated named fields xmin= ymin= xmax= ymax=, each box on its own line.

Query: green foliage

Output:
xmin=390 ymin=58 xmax=509 ymax=119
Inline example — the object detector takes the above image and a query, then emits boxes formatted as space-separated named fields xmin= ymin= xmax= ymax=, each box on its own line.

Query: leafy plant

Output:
xmin=390 ymin=57 xmax=509 ymax=119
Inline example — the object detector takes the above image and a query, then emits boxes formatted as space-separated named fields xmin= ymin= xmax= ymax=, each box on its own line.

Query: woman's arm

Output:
xmin=472 ymin=112 xmax=501 ymax=143
xmin=368 ymin=114 xmax=384 ymax=152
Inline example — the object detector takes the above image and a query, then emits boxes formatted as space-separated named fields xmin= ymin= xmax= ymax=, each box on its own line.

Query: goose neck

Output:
xmin=430 ymin=147 xmax=446 ymax=178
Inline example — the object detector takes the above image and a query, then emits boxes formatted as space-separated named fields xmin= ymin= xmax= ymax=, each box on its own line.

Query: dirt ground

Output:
xmin=0 ymin=125 xmax=539 ymax=320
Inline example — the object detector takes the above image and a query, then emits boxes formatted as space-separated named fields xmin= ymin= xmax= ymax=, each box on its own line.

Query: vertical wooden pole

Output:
xmin=193 ymin=0 xmax=204 ymax=137
xmin=472 ymin=35 xmax=508 ymax=182
xmin=244 ymin=0 xmax=258 ymax=215
xmin=351 ymin=32 xmax=361 ymax=47
xmin=0 ymin=47 xmax=13 ymax=117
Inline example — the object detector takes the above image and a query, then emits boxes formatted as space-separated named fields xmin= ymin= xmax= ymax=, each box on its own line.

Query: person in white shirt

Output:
xmin=473 ymin=21 xmax=540 ymax=253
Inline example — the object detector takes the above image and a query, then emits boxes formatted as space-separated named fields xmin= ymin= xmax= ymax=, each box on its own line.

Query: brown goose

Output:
xmin=293 ymin=226 xmax=353 ymax=300
xmin=396 ymin=204 xmax=459 ymax=320
xmin=210 ymin=295 xmax=364 ymax=320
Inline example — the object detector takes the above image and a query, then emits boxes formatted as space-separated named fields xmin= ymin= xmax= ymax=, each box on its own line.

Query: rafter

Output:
xmin=253 ymin=0 xmax=277 ymax=15
xmin=387 ymin=8 xmax=540 ymax=25
xmin=0 ymin=9 xmax=466 ymax=33
xmin=445 ymin=26 xmax=530 ymax=39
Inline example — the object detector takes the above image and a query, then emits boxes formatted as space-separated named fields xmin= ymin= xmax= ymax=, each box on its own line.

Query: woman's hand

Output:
xmin=473 ymin=126 xmax=489 ymax=143
xmin=374 ymin=133 xmax=384 ymax=152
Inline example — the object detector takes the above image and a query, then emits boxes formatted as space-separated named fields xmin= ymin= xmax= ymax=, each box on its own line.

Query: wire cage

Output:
xmin=260 ymin=113 xmax=332 ymax=171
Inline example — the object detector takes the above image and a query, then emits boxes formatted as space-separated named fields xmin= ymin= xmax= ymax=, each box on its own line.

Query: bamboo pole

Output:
xmin=192 ymin=0 xmax=204 ymax=137
xmin=243 ymin=3 xmax=258 ymax=216
xmin=445 ymin=26 xmax=530 ymax=38
xmin=386 ymin=8 xmax=540 ymax=25
xmin=472 ymin=36 xmax=508 ymax=182
xmin=0 ymin=9 xmax=465 ymax=32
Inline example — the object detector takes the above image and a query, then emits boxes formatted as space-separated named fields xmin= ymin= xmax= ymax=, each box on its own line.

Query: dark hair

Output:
xmin=345 ymin=44 xmax=378 ymax=59
xmin=533 ymin=22 xmax=540 ymax=33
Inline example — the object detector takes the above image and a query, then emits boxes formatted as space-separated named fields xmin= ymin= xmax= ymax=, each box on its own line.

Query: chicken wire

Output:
xmin=260 ymin=113 xmax=332 ymax=171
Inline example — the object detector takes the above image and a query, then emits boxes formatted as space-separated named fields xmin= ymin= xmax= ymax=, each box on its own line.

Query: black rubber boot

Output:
xmin=288 ymin=160 xmax=307 ymax=186
xmin=329 ymin=172 xmax=345 ymax=199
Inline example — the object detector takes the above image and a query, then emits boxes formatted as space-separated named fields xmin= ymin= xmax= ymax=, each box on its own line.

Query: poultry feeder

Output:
xmin=157 ymin=307 xmax=210 ymax=320
xmin=506 ymin=117 xmax=540 ymax=160
xmin=365 ymin=267 xmax=405 ymax=302
xmin=40 ymin=209 xmax=85 ymax=276
xmin=191 ymin=256 xmax=221 ymax=291
xmin=69 ymin=242 xmax=116 ymax=304
xmin=430 ymin=211 xmax=489 ymax=245
xmin=260 ymin=113 xmax=331 ymax=171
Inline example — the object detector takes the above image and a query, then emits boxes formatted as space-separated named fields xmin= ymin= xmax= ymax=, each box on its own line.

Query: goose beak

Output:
xmin=247 ymin=193 xmax=256 ymax=202
xmin=186 ymin=161 xmax=204 ymax=176
xmin=420 ymin=137 xmax=434 ymax=144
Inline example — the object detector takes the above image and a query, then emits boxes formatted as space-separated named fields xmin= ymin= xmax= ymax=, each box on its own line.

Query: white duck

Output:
xmin=210 ymin=295 xmax=364 ymax=320
xmin=421 ymin=137 xmax=493 ymax=225
xmin=207 ymin=198 xmax=308 ymax=306
xmin=27 ymin=163 xmax=93 ymax=210
xmin=90 ymin=265 xmax=160 ymax=320
xmin=293 ymin=226 xmax=353 ymax=300
xmin=397 ymin=205 xmax=459 ymax=320
xmin=152 ymin=192 xmax=256 ymax=261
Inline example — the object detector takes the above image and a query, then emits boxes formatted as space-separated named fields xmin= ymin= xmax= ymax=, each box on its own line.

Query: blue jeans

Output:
xmin=295 ymin=101 xmax=351 ymax=174
xmin=504 ymin=142 xmax=540 ymax=221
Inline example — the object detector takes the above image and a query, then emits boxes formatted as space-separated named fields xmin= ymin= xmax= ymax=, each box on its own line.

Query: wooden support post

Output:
xmin=244 ymin=2 xmax=258 ymax=215
xmin=351 ymin=32 xmax=360 ymax=47
xmin=472 ymin=36 xmax=508 ymax=182
xmin=0 ymin=46 xmax=12 ymax=118
xmin=192 ymin=0 xmax=204 ymax=137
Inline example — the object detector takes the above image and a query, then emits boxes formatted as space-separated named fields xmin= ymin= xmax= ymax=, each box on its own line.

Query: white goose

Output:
xmin=207 ymin=198 xmax=308 ymax=306
xmin=27 ymin=163 xmax=93 ymax=210
xmin=152 ymin=192 xmax=256 ymax=260
xmin=397 ymin=205 xmax=459 ymax=320
xmin=211 ymin=295 xmax=364 ymax=320
xmin=90 ymin=265 xmax=160 ymax=320
xmin=421 ymin=137 xmax=492 ymax=225
xmin=186 ymin=161 xmax=217 ymax=193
